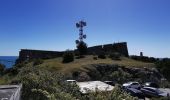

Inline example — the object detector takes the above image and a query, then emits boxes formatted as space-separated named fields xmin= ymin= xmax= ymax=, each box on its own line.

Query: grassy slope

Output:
xmin=39 ymin=55 xmax=155 ymax=74
xmin=0 ymin=55 xmax=155 ymax=84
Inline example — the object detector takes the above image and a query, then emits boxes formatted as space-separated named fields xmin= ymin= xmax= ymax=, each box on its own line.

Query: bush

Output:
xmin=76 ymin=41 xmax=87 ymax=55
xmin=14 ymin=65 xmax=138 ymax=100
xmin=33 ymin=59 xmax=44 ymax=66
xmin=155 ymin=58 xmax=170 ymax=81
xmin=109 ymin=69 xmax=132 ymax=84
xmin=87 ymin=85 xmax=137 ymax=100
xmin=0 ymin=63 xmax=5 ymax=75
xmin=16 ymin=66 xmax=80 ymax=100
xmin=62 ymin=51 xmax=74 ymax=63
xmin=75 ymin=55 xmax=85 ymax=59
xmin=15 ymin=62 xmax=26 ymax=69
xmin=98 ymin=52 xmax=106 ymax=59
xmin=93 ymin=56 xmax=98 ymax=60
xmin=109 ymin=52 xmax=121 ymax=60
xmin=130 ymin=55 xmax=157 ymax=63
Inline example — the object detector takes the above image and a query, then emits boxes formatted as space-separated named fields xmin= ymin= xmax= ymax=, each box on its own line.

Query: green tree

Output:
xmin=76 ymin=41 xmax=88 ymax=55
xmin=156 ymin=58 xmax=170 ymax=81
xmin=16 ymin=66 xmax=80 ymax=100
xmin=110 ymin=69 xmax=132 ymax=84
xmin=0 ymin=63 xmax=5 ymax=75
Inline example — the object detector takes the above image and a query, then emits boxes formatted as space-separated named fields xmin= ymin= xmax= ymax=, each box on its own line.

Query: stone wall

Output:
xmin=18 ymin=49 xmax=64 ymax=62
xmin=17 ymin=42 xmax=129 ymax=63
xmin=87 ymin=42 xmax=129 ymax=57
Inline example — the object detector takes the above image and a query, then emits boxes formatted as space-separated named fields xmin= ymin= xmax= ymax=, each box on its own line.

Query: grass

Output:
xmin=39 ymin=55 xmax=155 ymax=74
xmin=0 ymin=74 xmax=15 ymax=85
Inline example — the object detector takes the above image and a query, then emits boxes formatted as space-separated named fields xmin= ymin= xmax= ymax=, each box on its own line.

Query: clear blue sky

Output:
xmin=0 ymin=0 xmax=170 ymax=58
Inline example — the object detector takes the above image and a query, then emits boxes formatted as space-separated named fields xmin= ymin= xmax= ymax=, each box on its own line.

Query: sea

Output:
xmin=0 ymin=56 xmax=18 ymax=68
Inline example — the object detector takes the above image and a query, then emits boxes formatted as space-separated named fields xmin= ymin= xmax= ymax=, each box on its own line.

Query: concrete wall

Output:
xmin=17 ymin=42 xmax=129 ymax=63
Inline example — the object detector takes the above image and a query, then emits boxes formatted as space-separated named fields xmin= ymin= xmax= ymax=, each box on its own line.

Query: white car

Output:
xmin=123 ymin=82 xmax=141 ymax=89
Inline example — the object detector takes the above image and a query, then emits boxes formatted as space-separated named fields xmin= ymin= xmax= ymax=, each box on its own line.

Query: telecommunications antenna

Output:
xmin=75 ymin=20 xmax=87 ymax=44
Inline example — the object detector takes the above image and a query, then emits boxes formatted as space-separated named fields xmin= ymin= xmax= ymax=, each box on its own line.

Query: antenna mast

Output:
xmin=76 ymin=20 xmax=87 ymax=43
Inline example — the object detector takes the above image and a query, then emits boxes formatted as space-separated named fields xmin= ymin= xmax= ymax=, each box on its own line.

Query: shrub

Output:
xmin=87 ymin=85 xmax=137 ymax=100
xmin=62 ymin=51 xmax=74 ymax=63
xmin=0 ymin=63 xmax=5 ymax=75
xmin=16 ymin=66 xmax=80 ymax=100
xmin=75 ymin=55 xmax=85 ymax=59
xmin=93 ymin=56 xmax=98 ymax=60
xmin=155 ymin=58 xmax=170 ymax=81
xmin=109 ymin=69 xmax=132 ymax=84
xmin=14 ymin=65 xmax=138 ymax=100
xmin=109 ymin=52 xmax=121 ymax=60
xmin=33 ymin=59 xmax=44 ymax=66
xmin=98 ymin=52 xmax=106 ymax=59
xmin=15 ymin=62 xmax=25 ymax=68
xmin=76 ymin=41 xmax=88 ymax=55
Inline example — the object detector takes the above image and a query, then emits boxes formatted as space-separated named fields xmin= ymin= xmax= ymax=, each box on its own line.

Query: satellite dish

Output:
xmin=76 ymin=23 xmax=80 ymax=28
xmin=83 ymin=22 xmax=86 ymax=26
xmin=75 ymin=40 xmax=79 ymax=44
xmin=79 ymin=37 xmax=83 ymax=40
xmin=83 ymin=35 xmax=86 ymax=39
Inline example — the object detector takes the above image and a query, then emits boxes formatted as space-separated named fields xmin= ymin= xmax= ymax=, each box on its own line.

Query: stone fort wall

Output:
xmin=17 ymin=42 xmax=129 ymax=62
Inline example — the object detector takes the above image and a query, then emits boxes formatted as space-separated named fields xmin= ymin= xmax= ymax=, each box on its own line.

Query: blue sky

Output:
xmin=0 ymin=0 xmax=170 ymax=57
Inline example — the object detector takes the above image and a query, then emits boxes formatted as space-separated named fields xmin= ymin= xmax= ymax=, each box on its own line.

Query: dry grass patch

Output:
xmin=39 ymin=55 xmax=155 ymax=74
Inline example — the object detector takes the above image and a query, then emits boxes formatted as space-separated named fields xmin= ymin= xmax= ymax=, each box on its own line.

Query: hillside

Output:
xmin=28 ymin=55 xmax=161 ymax=83
xmin=39 ymin=55 xmax=155 ymax=74
xmin=1 ymin=55 xmax=169 ymax=100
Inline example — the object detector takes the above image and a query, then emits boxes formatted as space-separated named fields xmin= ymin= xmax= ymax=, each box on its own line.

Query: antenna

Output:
xmin=75 ymin=20 xmax=87 ymax=44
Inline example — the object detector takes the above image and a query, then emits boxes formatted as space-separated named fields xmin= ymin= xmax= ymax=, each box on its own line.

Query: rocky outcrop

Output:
xmin=71 ymin=64 xmax=163 ymax=83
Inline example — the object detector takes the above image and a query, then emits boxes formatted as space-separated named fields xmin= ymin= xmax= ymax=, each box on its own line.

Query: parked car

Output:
xmin=123 ymin=82 xmax=141 ymax=89
xmin=124 ymin=87 xmax=145 ymax=99
xmin=144 ymin=82 xmax=159 ymax=88
xmin=141 ymin=87 xmax=168 ymax=98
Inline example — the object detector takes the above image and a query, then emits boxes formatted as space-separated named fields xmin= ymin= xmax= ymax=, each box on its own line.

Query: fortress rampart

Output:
xmin=87 ymin=42 xmax=129 ymax=57
xmin=17 ymin=42 xmax=129 ymax=63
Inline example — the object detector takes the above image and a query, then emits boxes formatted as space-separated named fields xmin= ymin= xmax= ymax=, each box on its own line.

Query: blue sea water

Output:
xmin=0 ymin=56 xmax=18 ymax=68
